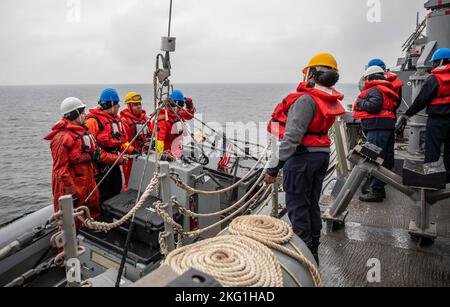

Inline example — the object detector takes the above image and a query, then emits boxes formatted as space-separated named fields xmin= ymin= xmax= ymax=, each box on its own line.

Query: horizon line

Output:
xmin=0 ymin=82 xmax=358 ymax=87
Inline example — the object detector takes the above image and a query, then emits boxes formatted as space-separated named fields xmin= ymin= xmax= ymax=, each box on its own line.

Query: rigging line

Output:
xmin=181 ymin=107 xmax=261 ymax=160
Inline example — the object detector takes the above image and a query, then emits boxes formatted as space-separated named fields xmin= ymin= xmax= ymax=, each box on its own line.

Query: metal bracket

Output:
xmin=408 ymin=221 xmax=437 ymax=240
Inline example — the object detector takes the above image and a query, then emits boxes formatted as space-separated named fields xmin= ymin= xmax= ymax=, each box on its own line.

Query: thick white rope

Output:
xmin=228 ymin=216 xmax=322 ymax=287
xmin=164 ymin=235 xmax=283 ymax=287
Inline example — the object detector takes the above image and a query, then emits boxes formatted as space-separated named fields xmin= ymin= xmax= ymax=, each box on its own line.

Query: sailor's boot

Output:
xmin=308 ymin=241 xmax=320 ymax=266
xmin=359 ymin=188 xmax=385 ymax=203
xmin=360 ymin=177 xmax=370 ymax=195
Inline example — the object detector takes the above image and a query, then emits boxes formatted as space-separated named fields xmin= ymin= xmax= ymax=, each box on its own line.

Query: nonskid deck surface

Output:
xmin=319 ymin=186 xmax=450 ymax=287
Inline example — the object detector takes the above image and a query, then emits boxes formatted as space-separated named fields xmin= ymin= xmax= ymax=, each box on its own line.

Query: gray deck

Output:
xmin=319 ymin=186 xmax=450 ymax=287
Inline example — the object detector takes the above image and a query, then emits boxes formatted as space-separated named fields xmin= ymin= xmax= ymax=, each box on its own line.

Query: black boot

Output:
xmin=359 ymin=188 xmax=385 ymax=203
xmin=360 ymin=177 xmax=370 ymax=195
xmin=308 ymin=242 xmax=320 ymax=266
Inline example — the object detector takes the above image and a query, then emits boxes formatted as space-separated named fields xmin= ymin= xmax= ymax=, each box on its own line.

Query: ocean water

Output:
xmin=0 ymin=83 xmax=359 ymax=225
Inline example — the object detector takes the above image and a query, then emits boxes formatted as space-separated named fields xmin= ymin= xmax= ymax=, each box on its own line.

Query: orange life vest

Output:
xmin=86 ymin=108 xmax=127 ymax=151
xmin=353 ymin=80 xmax=399 ymax=120
xmin=430 ymin=64 xmax=450 ymax=106
xmin=120 ymin=109 xmax=151 ymax=150
xmin=386 ymin=72 xmax=404 ymax=95
xmin=268 ymin=82 xmax=345 ymax=147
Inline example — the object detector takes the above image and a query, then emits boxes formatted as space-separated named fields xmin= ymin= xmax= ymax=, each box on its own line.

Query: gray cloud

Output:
xmin=0 ymin=0 xmax=426 ymax=85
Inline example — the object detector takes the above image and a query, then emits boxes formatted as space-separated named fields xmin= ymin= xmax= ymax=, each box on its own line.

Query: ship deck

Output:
xmin=319 ymin=185 xmax=450 ymax=287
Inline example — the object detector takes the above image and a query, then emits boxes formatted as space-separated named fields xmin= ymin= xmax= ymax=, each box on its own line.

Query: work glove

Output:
xmin=119 ymin=155 xmax=129 ymax=165
xmin=185 ymin=97 xmax=193 ymax=109
xmin=91 ymin=149 xmax=101 ymax=162
xmin=395 ymin=115 xmax=409 ymax=135
xmin=72 ymin=195 xmax=80 ymax=207
xmin=131 ymin=150 xmax=142 ymax=156
xmin=264 ymin=168 xmax=280 ymax=184
xmin=149 ymin=139 xmax=156 ymax=151
xmin=160 ymin=153 xmax=176 ymax=162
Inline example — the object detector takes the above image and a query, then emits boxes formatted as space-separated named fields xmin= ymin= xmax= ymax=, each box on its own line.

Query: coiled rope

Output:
xmin=228 ymin=216 xmax=322 ymax=287
xmin=164 ymin=235 xmax=283 ymax=287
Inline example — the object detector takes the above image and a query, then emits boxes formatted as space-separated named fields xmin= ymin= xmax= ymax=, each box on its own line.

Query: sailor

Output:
xmin=120 ymin=92 xmax=152 ymax=189
xmin=353 ymin=66 xmax=399 ymax=202
xmin=265 ymin=53 xmax=345 ymax=264
xmin=86 ymin=88 xmax=132 ymax=203
xmin=367 ymin=58 xmax=404 ymax=101
xmin=45 ymin=98 xmax=119 ymax=222
xmin=151 ymin=89 xmax=196 ymax=158
xmin=396 ymin=48 xmax=450 ymax=183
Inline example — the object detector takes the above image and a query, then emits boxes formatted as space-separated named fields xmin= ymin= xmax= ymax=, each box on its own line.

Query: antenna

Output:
xmin=168 ymin=0 xmax=173 ymax=37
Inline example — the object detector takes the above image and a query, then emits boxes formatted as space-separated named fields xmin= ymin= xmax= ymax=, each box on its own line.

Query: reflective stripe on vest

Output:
xmin=135 ymin=123 xmax=149 ymax=137
xmin=82 ymin=134 xmax=97 ymax=152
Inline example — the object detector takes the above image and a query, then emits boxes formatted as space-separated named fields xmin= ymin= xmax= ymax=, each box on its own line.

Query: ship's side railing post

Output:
xmin=159 ymin=162 xmax=176 ymax=253
xmin=270 ymin=137 xmax=280 ymax=218
xmin=271 ymin=182 xmax=280 ymax=218
xmin=332 ymin=119 xmax=351 ymax=177
xmin=59 ymin=195 xmax=81 ymax=287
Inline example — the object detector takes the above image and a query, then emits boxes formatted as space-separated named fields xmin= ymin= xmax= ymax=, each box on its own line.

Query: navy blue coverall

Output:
xmin=356 ymin=88 xmax=396 ymax=192
xmin=405 ymin=74 xmax=450 ymax=182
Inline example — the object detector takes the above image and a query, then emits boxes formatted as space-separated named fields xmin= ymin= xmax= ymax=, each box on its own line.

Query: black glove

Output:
xmin=185 ymin=97 xmax=193 ymax=109
xmin=119 ymin=155 xmax=129 ymax=165
xmin=149 ymin=139 xmax=156 ymax=151
xmin=160 ymin=153 xmax=176 ymax=162
xmin=131 ymin=150 xmax=142 ymax=156
xmin=265 ymin=167 xmax=280 ymax=178
xmin=395 ymin=115 xmax=409 ymax=135
xmin=91 ymin=149 xmax=101 ymax=162
xmin=72 ymin=195 xmax=80 ymax=207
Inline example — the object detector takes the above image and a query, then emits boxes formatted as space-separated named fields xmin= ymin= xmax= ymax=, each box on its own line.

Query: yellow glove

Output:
xmin=156 ymin=140 xmax=165 ymax=154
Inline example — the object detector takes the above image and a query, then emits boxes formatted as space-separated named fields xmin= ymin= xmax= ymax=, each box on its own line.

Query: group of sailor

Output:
xmin=45 ymin=88 xmax=195 ymax=222
xmin=265 ymin=48 xmax=450 ymax=264
xmin=45 ymin=48 xmax=450 ymax=265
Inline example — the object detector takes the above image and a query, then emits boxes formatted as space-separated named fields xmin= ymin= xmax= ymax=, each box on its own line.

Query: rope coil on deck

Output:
xmin=164 ymin=235 xmax=283 ymax=287
xmin=228 ymin=216 xmax=322 ymax=287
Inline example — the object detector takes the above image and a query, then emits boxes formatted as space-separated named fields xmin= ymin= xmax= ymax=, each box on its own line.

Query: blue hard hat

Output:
xmin=99 ymin=88 xmax=120 ymax=103
xmin=170 ymin=90 xmax=185 ymax=102
xmin=368 ymin=58 xmax=386 ymax=71
xmin=431 ymin=48 xmax=450 ymax=62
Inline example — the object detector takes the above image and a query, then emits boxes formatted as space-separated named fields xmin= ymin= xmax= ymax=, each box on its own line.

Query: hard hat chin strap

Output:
xmin=304 ymin=68 xmax=311 ymax=82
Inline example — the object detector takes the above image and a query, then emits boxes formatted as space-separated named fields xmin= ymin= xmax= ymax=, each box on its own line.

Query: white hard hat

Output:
xmin=363 ymin=66 xmax=385 ymax=78
xmin=60 ymin=97 xmax=86 ymax=116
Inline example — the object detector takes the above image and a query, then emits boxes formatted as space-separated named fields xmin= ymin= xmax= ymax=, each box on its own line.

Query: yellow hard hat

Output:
xmin=303 ymin=53 xmax=339 ymax=74
xmin=125 ymin=92 xmax=143 ymax=104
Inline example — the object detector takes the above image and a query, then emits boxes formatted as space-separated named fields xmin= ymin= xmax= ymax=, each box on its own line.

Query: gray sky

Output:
xmin=0 ymin=0 xmax=426 ymax=85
